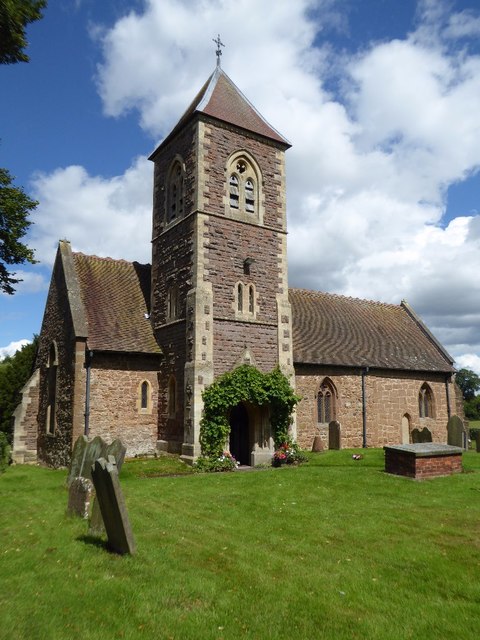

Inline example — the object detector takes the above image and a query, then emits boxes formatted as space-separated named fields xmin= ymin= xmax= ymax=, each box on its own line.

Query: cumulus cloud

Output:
xmin=29 ymin=156 xmax=153 ymax=265
xmin=0 ymin=340 xmax=31 ymax=360
xmin=28 ymin=0 xmax=480 ymax=366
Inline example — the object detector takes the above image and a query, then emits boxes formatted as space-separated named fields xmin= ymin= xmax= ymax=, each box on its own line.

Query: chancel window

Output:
xmin=317 ymin=379 xmax=336 ymax=424
xmin=141 ymin=381 xmax=149 ymax=410
xmin=419 ymin=383 xmax=434 ymax=418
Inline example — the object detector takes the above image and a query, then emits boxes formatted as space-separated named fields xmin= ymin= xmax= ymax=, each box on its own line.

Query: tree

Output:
xmin=0 ymin=168 xmax=38 ymax=293
xmin=455 ymin=368 xmax=480 ymax=401
xmin=0 ymin=336 xmax=38 ymax=442
xmin=0 ymin=0 xmax=47 ymax=64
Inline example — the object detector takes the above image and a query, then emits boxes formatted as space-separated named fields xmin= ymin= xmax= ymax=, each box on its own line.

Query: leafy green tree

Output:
xmin=464 ymin=396 xmax=480 ymax=421
xmin=0 ymin=168 xmax=38 ymax=294
xmin=455 ymin=368 xmax=480 ymax=401
xmin=0 ymin=336 xmax=38 ymax=441
xmin=0 ymin=0 xmax=47 ymax=64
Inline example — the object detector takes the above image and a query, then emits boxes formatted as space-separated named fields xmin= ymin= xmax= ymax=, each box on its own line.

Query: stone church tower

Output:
xmin=149 ymin=64 xmax=294 ymax=464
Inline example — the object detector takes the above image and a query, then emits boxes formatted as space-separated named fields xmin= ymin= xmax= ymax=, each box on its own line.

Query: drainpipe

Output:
xmin=445 ymin=374 xmax=451 ymax=420
xmin=361 ymin=367 xmax=369 ymax=448
xmin=84 ymin=350 xmax=93 ymax=437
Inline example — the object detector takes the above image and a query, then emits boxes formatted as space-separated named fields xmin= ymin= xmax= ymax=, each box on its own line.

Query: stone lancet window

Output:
xmin=237 ymin=283 xmax=244 ymax=312
xmin=46 ymin=343 xmax=58 ymax=435
xmin=226 ymin=154 xmax=260 ymax=218
xmin=139 ymin=380 xmax=151 ymax=413
xmin=167 ymin=284 xmax=179 ymax=321
xmin=317 ymin=378 xmax=336 ymax=424
xmin=168 ymin=376 xmax=176 ymax=417
xmin=166 ymin=159 xmax=185 ymax=222
xmin=419 ymin=383 xmax=434 ymax=418
xmin=234 ymin=282 xmax=256 ymax=319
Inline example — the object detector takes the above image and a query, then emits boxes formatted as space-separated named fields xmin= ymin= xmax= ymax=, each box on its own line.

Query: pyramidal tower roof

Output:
xmin=150 ymin=66 xmax=290 ymax=157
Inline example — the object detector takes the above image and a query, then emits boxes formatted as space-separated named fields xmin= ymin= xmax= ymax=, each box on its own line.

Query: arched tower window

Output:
xmin=419 ymin=383 xmax=434 ymax=418
xmin=226 ymin=152 xmax=261 ymax=220
xmin=248 ymin=285 xmax=255 ymax=314
xmin=317 ymin=378 xmax=336 ymax=424
xmin=237 ymin=283 xmax=244 ymax=312
xmin=167 ymin=284 xmax=180 ymax=321
xmin=166 ymin=158 xmax=185 ymax=222
xmin=46 ymin=343 xmax=58 ymax=435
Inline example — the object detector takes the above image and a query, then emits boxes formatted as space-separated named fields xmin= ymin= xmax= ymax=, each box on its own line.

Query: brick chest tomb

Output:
xmin=384 ymin=443 xmax=463 ymax=479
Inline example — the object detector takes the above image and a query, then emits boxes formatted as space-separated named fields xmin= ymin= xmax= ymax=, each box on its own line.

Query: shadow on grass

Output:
xmin=77 ymin=534 xmax=110 ymax=552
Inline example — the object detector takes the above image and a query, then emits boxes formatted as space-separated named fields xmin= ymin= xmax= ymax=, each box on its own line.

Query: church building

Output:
xmin=12 ymin=62 xmax=462 ymax=467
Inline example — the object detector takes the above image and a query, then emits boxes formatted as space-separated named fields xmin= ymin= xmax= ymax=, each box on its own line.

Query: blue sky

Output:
xmin=1 ymin=0 xmax=480 ymax=373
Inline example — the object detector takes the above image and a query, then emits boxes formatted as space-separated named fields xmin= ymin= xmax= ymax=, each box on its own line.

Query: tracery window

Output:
xmin=317 ymin=378 xmax=336 ymax=424
xmin=166 ymin=159 xmax=185 ymax=222
xmin=226 ymin=154 xmax=260 ymax=218
xmin=419 ymin=383 xmax=434 ymax=418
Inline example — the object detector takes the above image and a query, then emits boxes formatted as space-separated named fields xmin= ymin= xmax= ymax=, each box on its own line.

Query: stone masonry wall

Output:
xmin=36 ymin=255 xmax=81 ymax=467
xmin=88 ymin=353 xmax=160 ymax=457
xmin=295 ymin=365 xmax=455 ymax=450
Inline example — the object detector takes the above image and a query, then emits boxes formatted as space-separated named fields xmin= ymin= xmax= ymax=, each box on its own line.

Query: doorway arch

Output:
xmin=229 ymin=403 xmax=251 ymax=465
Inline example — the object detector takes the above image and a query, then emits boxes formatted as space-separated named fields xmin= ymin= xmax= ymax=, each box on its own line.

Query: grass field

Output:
xmin=1 ymin=450 xmax=480 ymax=640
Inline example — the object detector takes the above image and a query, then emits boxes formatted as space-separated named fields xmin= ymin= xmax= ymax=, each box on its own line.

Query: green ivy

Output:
xmin=200 ymin=365 xmax=300 ymax=457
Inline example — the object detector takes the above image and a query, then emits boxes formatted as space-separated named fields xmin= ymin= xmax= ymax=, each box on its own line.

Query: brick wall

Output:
xmin=295 ymin=365 xmax=459 ymax=450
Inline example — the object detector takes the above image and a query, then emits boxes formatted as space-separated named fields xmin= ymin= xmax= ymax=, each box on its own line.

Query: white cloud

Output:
xmin=27 ymin=0 xmax=480 ymax=364
xmin=29 ymin=156 xmax=153 ymax=265
xmin=0 ymin=339 xmax=31 ymax=360
xmin=455 ymin=354 xmax=480 ymax=375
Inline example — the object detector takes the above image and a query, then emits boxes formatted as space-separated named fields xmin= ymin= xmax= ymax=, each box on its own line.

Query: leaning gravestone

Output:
xmin=67 ymin=477 xmax=94 ymax=519
xmin=91 ymin=456 xmax=136 ymax=555
xmin=328 ymin=421 xmax=341 ymax=450
xmin=312 ymin=435 xmax=324 ymax=452
xmin=67 ymin=435 xmax=126 ymax=522
xmin=447 ymin=415 xmax=465 ymax=448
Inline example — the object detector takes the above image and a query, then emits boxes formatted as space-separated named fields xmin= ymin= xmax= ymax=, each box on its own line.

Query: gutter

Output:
xmin=362 ymin=367 xmax=369 ymax=448
xmin=84 ymin=350 xmax=93 ymax=437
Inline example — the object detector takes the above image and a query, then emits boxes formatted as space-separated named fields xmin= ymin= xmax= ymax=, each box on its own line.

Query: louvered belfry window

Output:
xmin=227 ymin=156 xmax=257 ymax=215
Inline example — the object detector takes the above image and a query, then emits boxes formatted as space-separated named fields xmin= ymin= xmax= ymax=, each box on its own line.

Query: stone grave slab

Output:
xmin=312 ymin=435 xmax=324 ymax=452
xmin=67 ymin=477 xmax=94 ymax=519
xmin=447 ymin=415 xmax=465 ymax=448
xmin=328 ymin=421 xmax=341 ymax=450
xmin=91 ymin=456 xmax=136 ymax=555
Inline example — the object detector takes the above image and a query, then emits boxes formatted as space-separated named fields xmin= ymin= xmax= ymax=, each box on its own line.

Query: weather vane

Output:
xmin=213 ymin=34 xmax=225 ymax=67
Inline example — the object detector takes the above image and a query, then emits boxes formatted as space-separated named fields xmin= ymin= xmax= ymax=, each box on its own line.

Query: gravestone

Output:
xmin=475 ymin=432 xmax=480 ymax=453
xmin=411 ymin=427 xmax=432 ymax=444
xmin=67 ymin=435 xmax=126 ymax=524
xmin=67 ymin=477 xmax=94 ymax=519
xmin=328 ymin=421 xmax=341 ymax=450
xmin=91 ymin=456 xmax=136 ymax=555
xmin=312 ymin=435 xmax=324 ymax=452
xmin=420 ymin=427 xmax=432 ymax=443
xmin=447 ymin=415 xmax=465 ymax=448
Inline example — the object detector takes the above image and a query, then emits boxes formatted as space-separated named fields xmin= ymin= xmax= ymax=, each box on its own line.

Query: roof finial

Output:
xmin=213 ymin=34 xmax=224 ymax=67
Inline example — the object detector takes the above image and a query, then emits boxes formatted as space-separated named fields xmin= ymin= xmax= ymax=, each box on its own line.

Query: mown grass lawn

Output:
xmin=1 ymin=449 xmax=480 ymax=640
